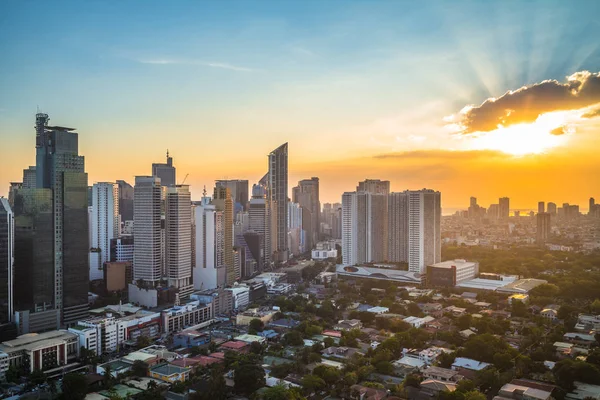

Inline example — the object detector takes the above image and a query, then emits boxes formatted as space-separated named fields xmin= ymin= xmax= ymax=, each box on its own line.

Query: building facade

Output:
xmin=151 ymin=151 xmax=176 ymax=188
xmin=268 ymin=143 xmax=288 ymax=262
xmin=89 ymin=183 xmax=120 ymax=281
xmin=165 ymin=185 xmax=193 ymax=300
xmin=133 ymin=176 xmax=162 ymax=283
xmin=0 ymin=199 xmax=13 ymax=326
xmin=407 ymin=190 xmax=441 ymax=274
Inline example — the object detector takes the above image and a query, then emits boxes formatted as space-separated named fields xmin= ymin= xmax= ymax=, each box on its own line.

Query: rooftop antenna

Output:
xmin=203 ymin=185 xmax=207 ymax=197
xmin=166 ymin=149 xmax=170 ymax=159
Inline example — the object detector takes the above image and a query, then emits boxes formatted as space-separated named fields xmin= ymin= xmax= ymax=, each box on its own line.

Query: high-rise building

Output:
xmin=133 ymin=176 xmax=162 ymax=283
xmin=268 ymin=143 xmax=288 ymax=262
xmin=213 ymin=186 xmax=235 ymax=284
xmin=469 ymin=197 xmax=477 ymax=208
xmin=499 ymin=197 xmax=510 ymax=219
xmin=341 ymin=191 xmax=387 ymax=265
xmin=22 ymin=167 xmax=36 ymax=189
xmin=165 ymin=185 xmax=193 ymax=300
xmin=288 ymin=202 xmax=303 ymax=255
xmin=589 ymin=198 xmax=597 ymax=217
xmin=292 ymin=177 xmax=320 ymax=251
xmin=249 ymin=183 xmax=269 ymax=268
xmin=407 ymin=190 xmax=441 ymax=274
xmin=193 ymin=197 xmax=226 ymax=291
xmin=89 ymin=183 xmax=120 ymax=281
xmin=215 ymin=180 xmax=249 ymax=212
xmin=538 ymin=202 xmax=545 ymax=214
xmin=536 ymin=212 xmax=551 ymax=243
xmin=116 ymin=180 xmax=134 ymax=224
xmin=388 ymin=192 xmax=409 ymax=263
xmin=487 ymin=204 xmax=499 ymax=219
xmin=152 ymin=151 xmax=176 ymax=187
xmin=31 ymin=113 xmax=89 ymax=326
xmin=547 ymin=202 xmax=557 ymax=216
xmin=357 ymin=179 xmax=390 ymax=194
xmin=0 ymin=199 xmax=14 ymax=325
xmin=321 ymin=203 xmax=342 ymax=240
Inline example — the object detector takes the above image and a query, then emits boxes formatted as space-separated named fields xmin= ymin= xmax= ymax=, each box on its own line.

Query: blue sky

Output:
xmin=1 ymin=0 xmax=600 ymax=207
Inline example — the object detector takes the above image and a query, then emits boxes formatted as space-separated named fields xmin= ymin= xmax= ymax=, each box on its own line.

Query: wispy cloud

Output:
xmin=135 ymin=58 xmax=254 ymax=72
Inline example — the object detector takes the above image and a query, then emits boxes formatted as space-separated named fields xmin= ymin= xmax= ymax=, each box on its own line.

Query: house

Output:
xmin=422 ymin=366 xmax=463 ymax=382
xmin=322 ymin=346 xmax=364 ymax=360
xmin=234 ymin=334 xmax=267 ymax=344
xmin=269 ymin=319 xmax=301 ymax=330
xmin=421 ymin=380 xmax=457 ymax=396
xmin=322 ymin=330 xmax=343 ymax=338
xmin=149 ymin=363 xmax=191 ymax=383
xmin=173 ymin=330 xmax=211 ymax=349
xmin=401 ymin=347 xmax=451 ymax=366
xmin=257 ymin=330 xmax=279 ymax=340
xmin=169 ymin=355 xmax=222 ymax=372
xmin=444 ymin=306 xmax=467 ymax=316
xmin=419 ymin=303 xmax=444 ymax=316
xmin=461 ymin=292 xmax=478 ymax=300
xmin=334 ymin=319 xmax=363 ymax=331
xmin=491 ymin=310 xmax=512 ymax=319
xmin=393 ymin=356 xmax=425 ymax=370
xmin=495 ymin=380 xmax=554 ymax=400
xmin=460 ymin=329 xmax=476 ymax=339
xmin=508 ymin=294 xmax=529 ymax=304
xmin=350 ymin=384 xmax=388 ymax=400
xmin=403 ymin=316 xmax=435 ymax=328
xmin=474 ymin=302 xmax=492 ymax=309
xmin=219 ymin=340 xmax=250 ymax=353
xmin=451 ymin=357 xmax=491 ymax=380
xmin=563 ymin=332 xmax=597 ymax=347
xmin=541 ymin=309 xmax=559 ymax=321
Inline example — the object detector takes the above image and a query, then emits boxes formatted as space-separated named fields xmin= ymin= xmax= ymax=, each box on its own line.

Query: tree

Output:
xmin=249 ymin=318 xmax=265 ymax=332
xmin=375 ymin=360 xmax=394 ymax=375
xmin=301 ymin=374 xmax=326 ymax=394
xmin=62 ymin=373 xmax=88 ymax=400
xmin=170 ymin=382 xmax=186 ymax=394
xmin=456 ymin=380 xmax=476 ymax=393
xmin=234 ymin=361 xmax=266 ymax=395
xmin=283 ymin=331 xmax=304 ymax=347
xmin=29 ymin=369 xmax=46 ymax=387
xmin=5 ymin=365 xmax=19 ymax=383
xmin=403 ymin=374 xmax=422 ymax=388
xmin=136 ymin=335 xmax=152 ymax=349
xmin=511 ymin=301 xmax=527 ymax=318
xmin=313 ymin=364 xmax=341 ymax=386
xmin=457 ymin=314 xmax=472 ymax=330
xmin=323 ymin=337 xmax=335 ymax=348
xmin=250 ymin=341 xmax=264 ymax=355
xmin=464 ymin=391 xmax=486 ymax=400
xmin=553 ymin=359 xmax=600 ymax=391
xmin=262 ymin=384 xmax=306 ymax=400
xmin=131 ymin=360 xmax=149 ymax=377
xmin=438 ymin=351 xmax=456 ymax=368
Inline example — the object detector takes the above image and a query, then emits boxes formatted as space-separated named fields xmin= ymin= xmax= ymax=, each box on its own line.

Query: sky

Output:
xmin=1 ymin=0 xmax=600 ymax=212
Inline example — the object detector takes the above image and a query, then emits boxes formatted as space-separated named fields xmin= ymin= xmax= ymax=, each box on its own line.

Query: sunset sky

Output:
xmin=1 ymin=0 xmax=600 ymax=212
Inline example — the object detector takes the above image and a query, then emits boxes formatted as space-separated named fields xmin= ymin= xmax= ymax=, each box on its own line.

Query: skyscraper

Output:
xmin=193 ymin=197 xmax=226 ymax=291
xmin=215 ymin=180 xmax=249 ymax=212
xmin=249 ymin=183 xmax=269 ymax=268
xmin=30 ymin=113 xmax=90 ymax=326
xmin=133 ymin=176 xmax=162 ymax=283
xmin=547 ymin=202 xmax=557 ymax=216
xmin=152 ymin=151 xmax=176 ymax=187
xmin=538 ymin=201 xmax=545 ymax=214
xmin=165 ymin=185 xmax=193 ymax=300
xmin=407 ymin=189 xmax=441 ymax=274
xmin=22 ymin=167 xmax=36 ymax=189
xmin=213 ymin=186 xmax=235 ymax=284
xmin=499 ymin=197 xmax=510 ymax=219
xmin=0 ymin=199 xmax=14 ymax=325
xmin=341 ymin=191 xmax=387 ymax=265
xmin=268 ymin=143 xmax=288 ymax=262
xmin=388 ymin=192 xmax=409 ymax=263
xmin=116 ymin=180 xmax=134 ymax=224
xmin=292 ymin=177 xmax=320 ymax=251
xmin=89 ymin=183 xmax=120 ymax=281
xmin=536 ymin=212 xmax=551 ymax=244
xmin=357 ymin=179 xmax=390 ymax=194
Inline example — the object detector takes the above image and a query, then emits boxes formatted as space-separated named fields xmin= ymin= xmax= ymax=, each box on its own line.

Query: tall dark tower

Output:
xmin=152 ymin=150 xmax=176 ymax=187
xmin=13 ymin=113 xmax=89 ymax=332
xmin=268 ymin=143 xmax=288 ymax=262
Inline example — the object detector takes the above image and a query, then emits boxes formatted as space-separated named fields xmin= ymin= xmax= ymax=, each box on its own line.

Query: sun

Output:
xmin=466 ymin=111 xmax=572 ymax=156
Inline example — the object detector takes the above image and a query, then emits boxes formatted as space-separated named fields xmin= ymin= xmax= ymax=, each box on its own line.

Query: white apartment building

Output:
xmin=165 ymin=185 xmax=193 ymax=300
xmin=408 ymin=190 xmax=441 ymax=274
xmin=226 ymin=286 xmax=250 ymax=310
xmin=70 ymin=314 xmax=127 ymax=354
xmin=89 ymin=183 xmax=119 ymax=281
xmin=193 ymin=197 xmax=226 ymax=291
xmin=133 ymin=176 xmax=162 ymax=283
xmin=161 ymin=300 xmax=213 ymax=334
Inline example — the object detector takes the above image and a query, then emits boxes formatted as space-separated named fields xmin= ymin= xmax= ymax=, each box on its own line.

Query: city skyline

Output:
xmin=1 ymin=1 xmax=600 ymax=210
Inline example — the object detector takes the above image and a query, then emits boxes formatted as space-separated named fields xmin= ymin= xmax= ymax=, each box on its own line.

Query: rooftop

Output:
xmin=452 ymin=357 xmax=491 ymax=371
xmin=0 ymin=330 xmax=77 ymax=352
xmin=220 ymin=340 xmax=249 ymax=350
xmin=497 ymin=278 xmax=548 ymax=294
xmin=429 ymin=259 xmax=477 ymax=269
xmin=151 ymin=363 xmax=190 ymax=376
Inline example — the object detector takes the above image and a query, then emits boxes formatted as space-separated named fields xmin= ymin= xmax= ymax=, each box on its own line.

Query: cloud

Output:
xmin=582 ymin=107 xmax=600 ymax=119
xmin=136 ymin=58 xmax=254 ymax=72
xmin=373 ymin=149 xmax=510 ymax=160
xmin=550 ymin=126 xmax=566 ymax=135
xmin=453 ymin=71 xmax=600 ymax=133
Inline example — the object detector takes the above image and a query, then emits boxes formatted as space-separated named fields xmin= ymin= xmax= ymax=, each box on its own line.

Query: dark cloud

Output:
xmin=550 ymin=126 xmax=566 ymax=136
xmin=457 ymin=71 xmax=600 ymax=133
xmin=374 ymin=149 xmax=509 ymax=160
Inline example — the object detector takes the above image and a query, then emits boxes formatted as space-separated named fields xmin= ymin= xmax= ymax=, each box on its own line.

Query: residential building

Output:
xmin=268 ymin=143 xmax=289 ymax=262
xmin=110 ymin=237 xmax=134 ymax=263
xmin=249 ymin=183 xmax=269 ymax=268
xmin=388 ymin=191 xmax=408 ymax=263
xmin=22 ymin=166 xmax=36 ymax=189
xmin=341 ymin=191 xmax=387 ymax=265
xmin=408 ymin=189 xmax=441 ymax=274
xmin=116 ymin=180 xmax=134 ymax=225
xmin=69 ymin=315 xmax=127 ymax=354
xmin=235 ymin=308 xmax=276 ymax=326
xmin=538 ymin=202 xmax=545 ymax=214
xmin=104 ymin=261 xmax=133 ymax=292
xmin=226 ymin=286 xmax=250 ymax=310
xmin=215 ymin=180 xmax=249 ymax=213
xmin=213 ymin=186 xmax=235 ymax=284
xmin=161 ymin=300 xmax=212 ymax=334
xmin=191 ymin=288 xmax=233 ymax=316
xmin=151 ymin=151 xmax=176 ymax=188
xmin=133 ymin=176 xmax=162 ymax=284
xmin=547 ymin=202 xmax=557 ymax=216
xmin=499 ymin=197 xmax=510 ymax=219
xmin=165 ymin=185 xmax=193 ymax=300
xmin=575 ymin=314 xmax=600 ymax=331
xmin=536 ymin=212 xmax=552 ymax=244
xmin=422 ymin=366 xmax=463 ymax=382
xmin=149 ymin=363 xmax=190 ymax=383
xmin=193 ymin=197 xmax=225 ymax=291
xmin=451 ymin=357 xmax=491 ymax=379
xmin=89 ymin=182 xmax=119 ymax=281
xmin=292 ymin=177 xmax=320 ymax=250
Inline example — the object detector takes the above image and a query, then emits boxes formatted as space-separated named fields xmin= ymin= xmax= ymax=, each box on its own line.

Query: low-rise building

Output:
xmin=190 ymin=288 xmax=233 ymax=316
xmin=403 ymin=316 xmax=435 ymax=328
xmin=0 ymin=330 xmax=79 ymax=374
xmin=236 ymin=308 xmax=276 ymax=326
xmin=575 ymin=314 xmax=600 ymax=332
xmin=334 ymin=319 xmax=363 ymax=331
xmin=234 ymin=334 xmax=266 ymax=344
xmin=451 ymin=357 xmax=491 ymax=380
xmin=173 ymin=330 xmax=211 ymax=349
xmin=495 ymin=380 xmax=553 ymax=400
xmin=267 ymin=283 xmax=295 ymax=295
xmin=219 ymin=340 xmax=250 ymax=353
xmin=161 ymin=300 xmax=213 ymax=334
xmin=69 ymin=314 xmax=127 ymax=355
xmin=422 ymin=366 xmax=463 ymax=382
xmin=149 ymin=363 xmax=190 ymax=383
xmin=427 ymin=260 xmax=479 ymax=287
xmin=226 ymin=286 xmax=250 ymax=310
xmin=508 ymin=294 xmax=529 ymax=304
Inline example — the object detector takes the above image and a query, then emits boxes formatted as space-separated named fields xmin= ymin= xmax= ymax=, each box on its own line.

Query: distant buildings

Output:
xmin=0 ymin=199 xmax=13 ymax=327
xmin=193 ymin=196 xmax=226 ymax=291
xmin=536 ymin=212 xmax=552 ymax=244
xmin=116 ymin=180 xmax=134 ymax=226
xmin=213 ymin=186 xmax=235 ymax=284
xmin=133 ymin=176 xmax=163 ymax=284
xmin=499 ymin=197 xmax=510 ymax=219
xmin=292 ymin=177 xmax=320 ymax=251
xmin=215 ymin=180 xmax=249 ymax=213
xmin=165 ymin=185 xmax=193 ymax=300
xmin=427 ymin=259 xmax=479 ymax=287
xmin=151 ymin=151 xmax=176 ymax=188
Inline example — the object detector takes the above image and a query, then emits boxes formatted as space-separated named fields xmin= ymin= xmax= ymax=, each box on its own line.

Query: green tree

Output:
xmin=262 ymin=384 xmax=306 ymax=400
xmin=234 ymin=361 xmax=266 ymax=395
xmin=464 ymin=391 xmax=486 ymax=400
xmin=312 ymin=364 xmax=341 ymax=386
xmin=457 ymin=315 xmax=472 ymax=330
xmin=323 ymin=337 xmax=335 ymax=348
xmin=62 ymin=373 xmax=88 ymax=400
xmin=456 ymin=379 xmax=476 ymax=393
xmin=437 ymin=351 xmax=456 ymax=368
xmin=249 ymin=318 xmax=265 ymax=332
xmin=136 ymin=335 xmax=152 ymax=349
xmin=30 ymin=369 xmax=46 ymax=386
xmin=300 ymin=375 xmax=326 ymax=394
xmin=5 ymin=365 xmax=19 ymax=383
xmin=131 ymin=360 xmax=149 ymax=377
xmin=283 ymin=331 xmax=304 ymax=346
xmin=403 ymin=374 xmax=422 ymax=388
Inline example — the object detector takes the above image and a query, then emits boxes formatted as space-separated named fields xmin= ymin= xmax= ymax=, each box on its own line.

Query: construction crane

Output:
xmin=181 ymin=173 xmax=189 ymax=185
